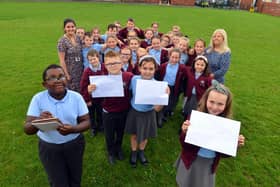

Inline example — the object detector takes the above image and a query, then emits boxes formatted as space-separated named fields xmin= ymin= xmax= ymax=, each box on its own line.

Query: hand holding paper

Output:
xmin=135 ymin=79 xmax=169 ymax=105
xmin=89 ymin=75 xmax=124 ymax=98
xmin=185 ymin=110 xmax=241 ymax=157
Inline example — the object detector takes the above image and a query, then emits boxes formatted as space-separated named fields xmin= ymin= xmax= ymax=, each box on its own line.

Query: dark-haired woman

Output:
xmin=57 ymin=18 xmax=83 ymax=92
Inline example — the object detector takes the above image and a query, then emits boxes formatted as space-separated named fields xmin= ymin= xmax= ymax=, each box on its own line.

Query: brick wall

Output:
xmin=239 ymin=0 xmax=253 ymax=10
xmin=257 ymin=2 xmax=280 ymax=16
xmin=171 ymin=0 xmax=195 ymax=6
xmin=122 ymin=0 xmax=195 ymax=5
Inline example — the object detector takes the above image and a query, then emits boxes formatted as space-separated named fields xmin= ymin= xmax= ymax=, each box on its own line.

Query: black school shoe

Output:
xmin=116 ymin=150 xmax=125 ymax=161
xmin=130 ymin=151 xmax=137 ymax=168
xmin=108 ymin=154 xmax=115 ymax=165
xmin=138 ymin=150 xmax=148 ymax=166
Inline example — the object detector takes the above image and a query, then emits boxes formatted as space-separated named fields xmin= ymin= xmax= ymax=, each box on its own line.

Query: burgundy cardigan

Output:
xmin=102 ymin=72 xmax=133 ymax=113
xmin=184 ymin=67 xmax=212 ymax=101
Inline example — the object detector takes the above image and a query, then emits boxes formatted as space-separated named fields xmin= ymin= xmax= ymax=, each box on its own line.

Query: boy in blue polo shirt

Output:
xmin=24 ymin=64 xmax=90 ymax=187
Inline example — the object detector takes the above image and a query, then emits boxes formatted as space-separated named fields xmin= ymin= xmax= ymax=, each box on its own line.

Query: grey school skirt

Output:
xmin=174 ymin=156 xmax=215 ymax=187
xmin=125 ymin=108 xmax=157 ymax=143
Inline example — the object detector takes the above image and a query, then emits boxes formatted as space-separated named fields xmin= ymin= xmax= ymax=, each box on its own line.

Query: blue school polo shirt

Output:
xmin=122 ymin=63 xmax=129 ymax=72
xmin=163 ymin=63 xmax=179 ymax=86
xmin=103 ymin=46 xmax=120 ymax=56
xmin=27 ymin=90 xmax=88 ymax=144
xmin=180 ymin=53 xmax=189 ymax=65
xmin=198 ymin=148 xmax=216 ymax=158
xmin=130 ymin=75 xmax=154 ymax=112
xmin=92 ymin=43 xmax=103 ymax=63
xmin=149 ymin=48 xmax=161 ymax=65
xmin=101 ymin=34 xmax=107 ymax=42
xmin=131 ymin=51 xmax=137 ymax=65
xmin=82 ymin=47 xmax=92 ymax=69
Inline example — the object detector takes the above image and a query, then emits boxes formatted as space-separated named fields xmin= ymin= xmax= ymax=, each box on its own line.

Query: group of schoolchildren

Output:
xmin=74 ymin=18 xmax=220 ymax=168
xmin=76 ymin=18 xmax=245 ymax=187
xmin=25 ymin=17 xmax=245 ymax=187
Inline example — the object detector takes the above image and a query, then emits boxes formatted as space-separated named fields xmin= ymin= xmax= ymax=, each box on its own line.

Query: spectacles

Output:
xmin=46 ymin=76 xmax=66 ymax=82
xmin=105 ymin=62 xmax=122 ymax=67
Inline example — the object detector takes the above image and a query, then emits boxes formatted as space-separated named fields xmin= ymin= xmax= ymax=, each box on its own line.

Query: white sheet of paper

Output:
xmin=134 ymin=79 xmax=168 ymax=105
xmin=89 ymin=75 xmax=124 ymax=98
xmin=185 ymin=110 xmax=241 ymax=157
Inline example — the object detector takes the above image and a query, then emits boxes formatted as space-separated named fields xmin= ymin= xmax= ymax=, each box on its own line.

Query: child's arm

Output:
xmin=181 ymin=120 xmax=190 ymax=134
xmin=80 ymin=71 xmax=92 ymax=105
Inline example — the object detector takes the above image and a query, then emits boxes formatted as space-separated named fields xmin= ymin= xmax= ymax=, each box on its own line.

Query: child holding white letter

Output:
xmin=125 ymin=55 xmax=168 ymax=168
xmin=175 ymin=81 xmax=245 ymax=187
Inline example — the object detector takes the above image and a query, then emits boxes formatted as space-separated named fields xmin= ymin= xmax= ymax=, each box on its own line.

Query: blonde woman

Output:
xmin=205 ymin=29 xmax=231 ymax=83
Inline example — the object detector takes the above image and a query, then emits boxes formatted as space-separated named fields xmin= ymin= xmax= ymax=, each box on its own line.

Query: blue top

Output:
xmin=103 ymin=46 xmax=120 ymax=56
xmin=163 ymin=63 xmax=179 ymax=86
xmin=130 ymin=75 xmax=154 ymax=112
xmin=92 ymin=43 xmax=103 ymax=63
xmin=131 ymin=50 xmax=137 ymax=65
xmin=180 ymin=53 xmax=189 ymax=65
xmin=27 ymin=90 xmax=88 ymax=144
xmin=149 ymin=48 xmax=161 ymax=65
xmin=122 ymin=63 xmax=129 ymax=72
xmin=205 ymin=49 xmax=231 ymax=83
xmin=92 ymin=43 xmax=103 ymax=52
xmin=82 ymin=47 xmax=93 ymax=69
xmin=198 ymin=147 xmax=216 ymax=158
xmin=101 ymin=34 xmax=107 ymax=42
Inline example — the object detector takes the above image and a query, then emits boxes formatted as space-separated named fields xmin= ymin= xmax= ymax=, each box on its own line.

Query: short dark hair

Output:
xmin=127 ymin=18 xmax=134 ymax=22
xmin=42 ymin=64 xmax=63 ymax=81
xmin=84 ymin=31 xmax=92 ymax=38
xmin=107 ymin=23 xmax=117 ymax=31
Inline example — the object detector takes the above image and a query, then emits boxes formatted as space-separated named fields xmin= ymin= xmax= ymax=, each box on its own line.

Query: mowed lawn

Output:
xmin=0 ymin=2 xmax=279 ymax=186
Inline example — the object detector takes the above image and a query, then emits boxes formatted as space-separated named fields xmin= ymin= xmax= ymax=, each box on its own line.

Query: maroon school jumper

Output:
xmin=102 ymin=72 xmax=133 ymax=112
xmin=118 ymin=27 xmax=145 ymax=40
xmin=184 ymin=67 xmax=212 ymax=101
xmin=160 ymin=48 xmax=169 ymax=65
xmin=140 ymin=40 xmax=151 ymax=49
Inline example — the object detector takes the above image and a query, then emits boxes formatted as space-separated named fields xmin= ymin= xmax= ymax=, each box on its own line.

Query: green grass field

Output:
xmin=0 ymin=2 xmax=279 ymax=186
